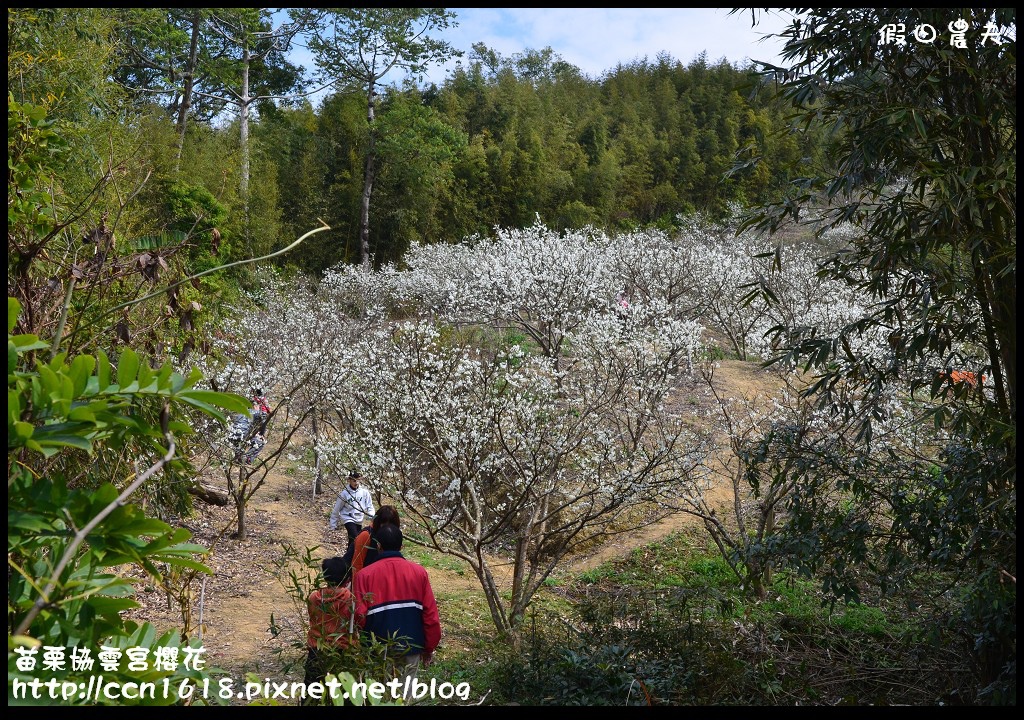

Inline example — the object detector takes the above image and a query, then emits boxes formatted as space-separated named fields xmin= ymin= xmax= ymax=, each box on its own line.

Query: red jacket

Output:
xmin=307 ymin=586 xmax=356 ymax=650
xmin=253 ymin=395 xmax=271 ymax=416
xmin=352 ymin=552 xmax=441 ymax=656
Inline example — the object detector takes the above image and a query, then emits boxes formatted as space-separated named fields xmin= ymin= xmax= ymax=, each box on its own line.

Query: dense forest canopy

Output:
xmin=7 ymin=7 xmax=1015 ymax=706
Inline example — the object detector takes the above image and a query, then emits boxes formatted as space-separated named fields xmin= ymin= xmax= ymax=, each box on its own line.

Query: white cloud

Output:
xmin=437 ymin=8 xmax=795 ymax=80
xmin=285 ymin=8 xmax=797 ymax=105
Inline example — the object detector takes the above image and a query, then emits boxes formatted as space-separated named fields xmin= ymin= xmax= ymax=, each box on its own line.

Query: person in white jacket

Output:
xmin=329 ymin=470 xmax=376 ymax=547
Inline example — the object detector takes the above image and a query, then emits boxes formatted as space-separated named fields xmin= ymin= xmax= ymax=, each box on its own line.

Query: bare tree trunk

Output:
xmin=359 ymin=82 xmax=378 ymax=270
xmin=471 ymin=554 xmax=513 ymax=638
xmin=235 ymin=492 xmax=247 ymax=540
xmin=232 ymin=465 xmax=248 ymax=540
xmin=239 ymin=46 xmax=252 ymax=256
xmin=510 ymin=495 xmax=547 ymax=629
xmin=312 ymin=414 xmax=323 ymax=496
xmin=749 ymin=574 xmax=767 ymax=599
xmin=762 ymin=504 xmax=775 ymax=589
xmin=175 ymin=10 xmax=202 ymax=171
xmin=188 ymin=482 xmax=229 ymax=506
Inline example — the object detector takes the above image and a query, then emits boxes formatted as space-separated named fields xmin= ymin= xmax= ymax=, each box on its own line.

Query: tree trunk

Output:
xmin=175 ymin=10 xmax=202 ymax=171
xmin=472 ymin=553 xmax=513 ymax=638
xmin=761 ymin=504 xmax=775 ymax=590
xmin=233 ymin=465 xmax=248 ymax=539
xmin=312 ymin=414 xmax=323 ymax=496
xmin=359 ymin=81 xmax=378 ymax=270
xmin=240 ymin=46 xmax=252 ymax=256
xmin=188 ymin=482 xmax=229 ymax=506
xmin=749 ymin=573 xmax=767 ymax=599
xmin=234 ymin=493 xmax=247 ymax=540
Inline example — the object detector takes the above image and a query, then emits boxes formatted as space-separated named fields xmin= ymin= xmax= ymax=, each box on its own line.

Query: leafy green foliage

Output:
xmin=8 ymin=297 xmax=249 ymax=705
xmin=305 ymin=7 xmax=461 ymax=268
xmin=265 ymin=36 xmax=823 ymax=271
xmin=132 ymin=231 xmax=189 ymax=251
xmin=735 ymin=7 xmax=1015 ymax=703
xmin=165 ymin=181 xmax=226 ymax=236
xmin=372 ymin=91 xmax=468 ymax=260
xmin=7 ymin=8 xmax=121 ymax=128
xmin=7 ymin=96 xmax=66 ymax=244
xmin=8 ymin=299 xmax=248 ymax=457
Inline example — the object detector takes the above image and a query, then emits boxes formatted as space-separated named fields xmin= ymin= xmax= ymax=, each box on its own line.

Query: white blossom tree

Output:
xmin=668 ymin=353 xmax=950 ymax=600
xmin=322 ymin=314 xmax=709 ymax=636
xmin=202 ymin=217 xmax=933 ymax=625
xmin=186 ymin=267 xmax=369 ymax=536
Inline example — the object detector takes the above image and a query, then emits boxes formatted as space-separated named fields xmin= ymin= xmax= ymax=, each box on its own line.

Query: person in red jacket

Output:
xmin=352 ymin=524 xmax=441 ymax=673
xmin=303 ymin=556 xmax=356 ymax=704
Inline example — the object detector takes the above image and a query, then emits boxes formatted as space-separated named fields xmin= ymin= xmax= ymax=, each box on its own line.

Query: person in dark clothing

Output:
xmin=227 ymin=388 xmax=270 ymax=464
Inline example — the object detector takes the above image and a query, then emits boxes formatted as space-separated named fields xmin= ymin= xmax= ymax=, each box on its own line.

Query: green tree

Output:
xmin=7 ymin=9 xmax=132 ymax=342
xmin=8 ymin=9 xmax=121 ymax=131
xmin=114 ymin=8 xmax=304 ymax=256
xmin=113 ymin=8 xmax=220 ymax=164
xmin=738 ymin=7 xmax=1015 ymax=703
xmin=264 ymin=91 xmax=367 ymax=271
xmin=371 ymin=88 xmax=467 ymax=263
xmin=199 ymin=8 xmax=307 ymax=251
xmin=305 ymin=7 xmax=459 ymax=268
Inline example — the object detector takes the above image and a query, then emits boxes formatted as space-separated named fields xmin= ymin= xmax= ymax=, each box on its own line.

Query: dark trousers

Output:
xmin=344 ymin=521 xmax=362 ymax=545
xmin=302 ymin=647 xmax=355 ymax=706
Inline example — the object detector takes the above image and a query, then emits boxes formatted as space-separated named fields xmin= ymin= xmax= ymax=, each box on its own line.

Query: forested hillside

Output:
xmin=267 ymin=47 xmax=819 ymax=270
xmin=8 ymin=7 xmax=1015 ymax=707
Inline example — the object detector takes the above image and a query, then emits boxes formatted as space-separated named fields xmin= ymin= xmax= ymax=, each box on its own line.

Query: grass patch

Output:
xmin=433 ymin=588 xmax=496 ymax=652
xmin=575 ymin=529 xmax=737 ymax=593
xmin=441 ymin=322 xmax=543 ymax=360
xmin=830 ymin=603 xmax=891 ymax=636
xmin=402 ymin=542 xmax=469 ymax=575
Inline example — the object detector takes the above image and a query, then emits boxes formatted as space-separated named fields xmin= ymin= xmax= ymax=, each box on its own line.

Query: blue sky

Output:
xmin=423 ymin=8 xmax=795 ymax=79
xmin=287 ymin=8 xmax=797 ymax=106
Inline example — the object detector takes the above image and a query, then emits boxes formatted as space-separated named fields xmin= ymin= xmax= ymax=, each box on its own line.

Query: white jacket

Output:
xmin=329 ymin=485 xmax=375 ymax=529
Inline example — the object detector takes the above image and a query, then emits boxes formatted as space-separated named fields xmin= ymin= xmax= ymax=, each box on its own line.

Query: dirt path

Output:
xmin=565 ymin=359 xmax=783 ymax=573
xmin=126 ymin=452 xmax=337 ymax=685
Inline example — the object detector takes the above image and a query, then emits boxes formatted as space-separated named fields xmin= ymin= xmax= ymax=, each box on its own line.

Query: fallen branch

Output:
xmin=187 ymin=481 xmax=230 ymax=506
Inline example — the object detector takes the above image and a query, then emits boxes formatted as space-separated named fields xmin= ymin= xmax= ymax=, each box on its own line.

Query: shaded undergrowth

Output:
xmin=423 ymin=528 xmax=977 ymax=706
